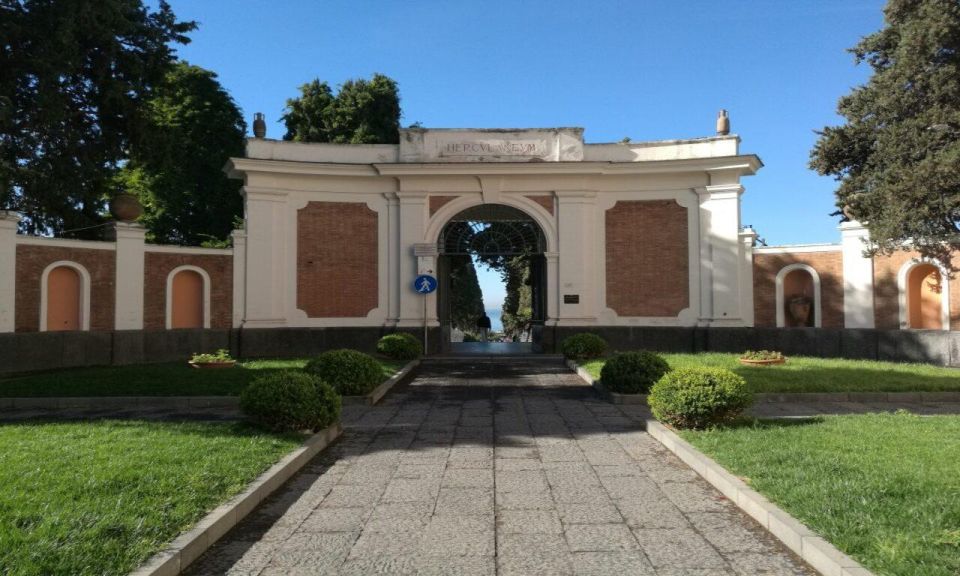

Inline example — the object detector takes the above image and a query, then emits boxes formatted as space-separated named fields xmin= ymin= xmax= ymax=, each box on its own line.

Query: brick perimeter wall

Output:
xmin=15 ymin=245 xmax=116 ymax=332
xmin=753 ymin=252 xmax=845 ymax=328
xmin=605 ymin=200 xmax=689 ymax=317
xmin=873 ymin=250 xmax=960 ymax=330
xmin=297 ymin=201 xmax=378 ymax=318
xmin=143 ymin=252 xmax=233 ymax=329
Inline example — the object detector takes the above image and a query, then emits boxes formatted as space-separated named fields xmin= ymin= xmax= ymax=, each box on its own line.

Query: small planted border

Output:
xmin=132 ymin=422 xmax=343 ymax=576
xmin=566 ymin=360 xmax=874 ymax=576
xmin=646 ymin=420 xmax=874 ymax=576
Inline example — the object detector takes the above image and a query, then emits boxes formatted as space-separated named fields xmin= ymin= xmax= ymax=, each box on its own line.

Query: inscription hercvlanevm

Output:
xmin=438 ymin=139 xmax=547 ymax=157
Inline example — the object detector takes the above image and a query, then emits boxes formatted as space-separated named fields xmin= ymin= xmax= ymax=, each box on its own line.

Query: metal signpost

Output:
xmin=413 ymin=274 xmax=437 ymax=353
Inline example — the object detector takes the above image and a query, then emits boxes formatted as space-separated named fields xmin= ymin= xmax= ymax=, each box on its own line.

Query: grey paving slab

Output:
xmin=184 ymin=358 xmax=814 ymax=576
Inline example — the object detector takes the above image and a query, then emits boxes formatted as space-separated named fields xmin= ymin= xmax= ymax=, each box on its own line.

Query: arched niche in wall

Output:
xmin=166 ymin=265 xmax=211 ymax=329
xmin=40 ymin=261 xmax=91 ymax=331
xmin=899 ymin=260 xmax=949 ymax=330
xmin=775 ymin=264 xmax=821 ymax=328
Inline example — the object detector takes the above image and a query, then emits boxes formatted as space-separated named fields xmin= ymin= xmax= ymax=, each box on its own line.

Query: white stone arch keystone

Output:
xmin=165 ymin=265 xmax=212 ymax=329
xmin=775 ymin=263 xmax=822 ymax=328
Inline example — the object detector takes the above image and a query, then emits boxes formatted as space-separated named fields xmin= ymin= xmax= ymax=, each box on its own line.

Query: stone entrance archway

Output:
xmin=436 ymin=204 xmax=547 ymax=353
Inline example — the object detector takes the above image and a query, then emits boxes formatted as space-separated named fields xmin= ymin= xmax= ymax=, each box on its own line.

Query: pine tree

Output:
xmin=810 ymin=0 xmax=960 ymax=265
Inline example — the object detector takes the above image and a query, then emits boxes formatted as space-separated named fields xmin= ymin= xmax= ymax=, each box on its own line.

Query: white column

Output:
xmin=113 ymin=222 xmax=146 ymax=330
xmin=555 ymin=191 xmax=597 ymax=323
xmin=697 ymin=183 xmax=745 ymax=326
xmin=397 ymin=190 xmax=431 ymax=327
xmin=840 ymin=220 xmax=875 ymax=328
xmin=739 ymin=226 xmax=758 ymax=327
xmin=385 ymin=192 xmax=401 ymax=325
xmin=0 ymin=211 xmax=21 ymax=333
xmin=243 ymin=187 xmax=289 ymax=327
xmin=231 ymin=229 xmax=246 ymax=329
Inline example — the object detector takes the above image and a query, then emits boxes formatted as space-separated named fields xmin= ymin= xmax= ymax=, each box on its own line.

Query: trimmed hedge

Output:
xmin=560 ymin=333 xmax=608 ymax=360
xmin=240 ymin=371 xmax=340 ymax=432
xmin=648 ymin=367 xmax=751 ymax=429
xmin=377 ymin=333 xmax=423 ymax=361
xmin=304 ymin=349 xmax=383 ymax=396
xmin=600 ymin=351 xmax=671 ymax=394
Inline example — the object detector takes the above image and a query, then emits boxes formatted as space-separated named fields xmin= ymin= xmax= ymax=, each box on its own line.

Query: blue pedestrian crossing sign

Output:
xmin=413 ymin=274 xmax=438 ymax=294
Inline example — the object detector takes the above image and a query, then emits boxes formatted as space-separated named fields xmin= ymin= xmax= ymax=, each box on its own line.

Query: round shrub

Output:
xmin=560 ymin=333 xmax=608 ymax=360
xmin=240 ymin=371 xmax=325 ymax=432
xmin=377 ymin=332 xmax=423 ymax=361
xmin=314 ymin=379 xmax=342 ymax=430
xmin=304 ymin=349 xmax=383 ymax=396
xmin=648 ymin=367 xmax=752 ymax=429
xmin=600 ymin=351 xmax=671 ymax=394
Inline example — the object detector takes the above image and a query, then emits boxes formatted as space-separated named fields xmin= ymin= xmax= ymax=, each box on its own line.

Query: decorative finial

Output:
xmin=716 ymin=109 xmax=730 ymax=135
xmin=253 ymin=112 xmax=266 ymax=138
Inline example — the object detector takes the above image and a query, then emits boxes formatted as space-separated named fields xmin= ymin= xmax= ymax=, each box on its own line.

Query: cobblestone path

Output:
xmin=186 ymin=359 xmax=814 ymax=575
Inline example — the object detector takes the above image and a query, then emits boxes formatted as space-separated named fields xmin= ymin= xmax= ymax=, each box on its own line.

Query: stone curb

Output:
xmin=341 ymin=359 xmax=420 ymax=406
xmin=645 ymin=419 xmax=874 ymax=576
xmin=130 ymin=422 xmax=343 ymax=576
xmin=564 ymin=360 xmax=960 ymax=405
xmin=754 ymin=390 xmax=960 ymax=403
xmin=0 ymin=396 xmax=240 ymax=411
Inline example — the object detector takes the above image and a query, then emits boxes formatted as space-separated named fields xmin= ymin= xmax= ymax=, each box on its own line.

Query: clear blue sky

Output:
xmin=160 ymin=0 xmax=885 ymax=309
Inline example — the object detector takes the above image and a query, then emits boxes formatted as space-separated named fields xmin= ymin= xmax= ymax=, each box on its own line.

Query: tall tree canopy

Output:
xmin=810 ymin=0 xmax=960 ymax=265
xmin=448 ymin=255 xmax=485 ymax=334
xmin=281 ymin=74 xmax=401 ymax=144
xmin=0 ymin=0 xmax=195 ymax=236
xmin=119 ymin=62 xmax=245 ymax=245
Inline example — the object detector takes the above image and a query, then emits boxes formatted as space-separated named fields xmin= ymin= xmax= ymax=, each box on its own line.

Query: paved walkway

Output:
xmin=186 ymin=359 xmax=813 ymax=576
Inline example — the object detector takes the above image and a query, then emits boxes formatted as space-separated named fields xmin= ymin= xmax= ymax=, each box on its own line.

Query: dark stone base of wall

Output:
xmin=2 ymin=325 xmax=957 ymax=375
xmin=0 ymin=326 xmax=442 ymax=375
xmin=544 ymin=326 xmax=960 ymax=367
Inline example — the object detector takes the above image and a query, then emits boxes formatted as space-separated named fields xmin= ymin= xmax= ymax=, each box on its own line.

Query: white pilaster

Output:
xmin=113 ymin=222 xmax=146 ymax=330
xmin=243 ymin=187 xmax=289 ymax=327
xmin=696 ymin=183 xmax=745 ymax=326
xmin=556 ymin=191 xmax=597 ymax=323
xmin=739 ymin=226 xmax=758 ymax=327
xmin=397 ymin=190 xmax=432 ymax=327
xmin=840 ymin=220 xmax=875 ymax=328
xmin=231 ymin=229 xmax=246 ymax=328
xmin=0 ymin=212 xmax=21 ymax=333
xmin=385 ymin=192 xmax=401 ymax=325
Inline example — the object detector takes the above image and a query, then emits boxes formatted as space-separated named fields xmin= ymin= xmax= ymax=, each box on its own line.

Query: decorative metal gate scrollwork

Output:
xmin=438 ymin=205 xmax=545 ymax=256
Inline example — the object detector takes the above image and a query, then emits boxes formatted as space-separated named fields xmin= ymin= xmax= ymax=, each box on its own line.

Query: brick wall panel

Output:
xmin=297 ymin=202 xmax=378 ymax=318
xmin=429 ymin=195 xmax=457 ymax=217
xmin=15 ymin=245 xmax=115 ymax=332
xmin=605 ymin=200 xmax=689 ymax=317
xmin=143 ymin=252 xmax=233 ymax=330
xmin=526 ymin=195 xmax=554 ymax=215
xmin=753 ymin=252 xmax=844 ymax=328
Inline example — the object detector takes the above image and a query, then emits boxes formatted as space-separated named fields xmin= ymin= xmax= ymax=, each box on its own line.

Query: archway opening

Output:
xmin=171 ymin=269 xmax=204 ymax=329
xmin=437 ymin=204 xmax=547 ymax=353
xmin=907 ymin=263 xmax=943 ymax=330
xmin=46 ymin=266 xmax=81 ymax=331
xmin=782 ymin=268 xmax=816 ymax=328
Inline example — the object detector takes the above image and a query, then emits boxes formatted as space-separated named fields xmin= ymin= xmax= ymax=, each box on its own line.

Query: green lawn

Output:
xmin=681 ymin=413 xmax=960 ymax=576
xmin=581 ymin=353 xmax=960 ymax=393
xmin=0 ymin=420 xmax=302 ymax=576
xmin=0 ymin=357 xmax=404 ymax=397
